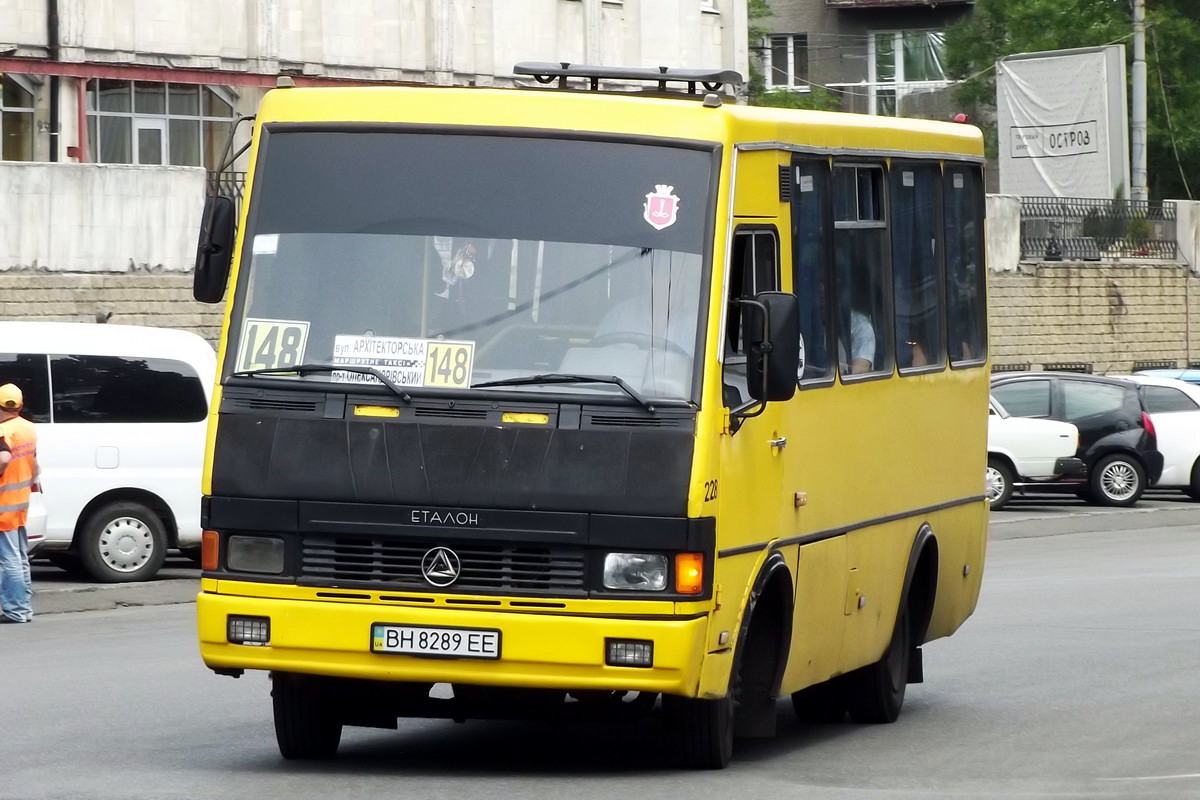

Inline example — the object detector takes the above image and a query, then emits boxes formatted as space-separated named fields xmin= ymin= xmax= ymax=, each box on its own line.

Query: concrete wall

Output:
xmin=0 ymin=162 xmax=205 ymax=273
xmin=989 ymin=262 xmax=1200 ymax=373
xmin=0 ymin=272 xmax=224 ymax=342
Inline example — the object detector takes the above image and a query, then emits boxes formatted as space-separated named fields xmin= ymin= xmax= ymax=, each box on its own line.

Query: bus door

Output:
xmin=715 ymin=226 xmax=789 ymax=578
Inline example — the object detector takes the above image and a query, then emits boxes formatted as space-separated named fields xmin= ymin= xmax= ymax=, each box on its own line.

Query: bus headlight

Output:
xmin=602 ymin=553 xmax=668 ymax=591
xmin=226 ymin=535 xmax=285 ymax=575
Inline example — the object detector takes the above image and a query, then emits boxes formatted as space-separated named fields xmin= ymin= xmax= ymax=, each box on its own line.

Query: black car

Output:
xmin=989 ymin=372 xmax=1164 ymax=506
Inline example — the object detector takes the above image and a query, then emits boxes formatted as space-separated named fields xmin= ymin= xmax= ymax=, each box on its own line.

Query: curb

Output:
xmin=34 ymin=579 xmax=199 ymax=616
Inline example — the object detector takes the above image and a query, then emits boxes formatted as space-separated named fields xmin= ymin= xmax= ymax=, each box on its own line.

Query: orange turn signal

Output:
xmin=675 ymin=552 xmax=704 ymax=595
xmin=201 ymin=530 xmax=220 ymax=571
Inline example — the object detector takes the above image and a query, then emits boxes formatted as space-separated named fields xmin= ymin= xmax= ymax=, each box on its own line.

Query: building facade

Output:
xmin=761 ymin=0 xmax=972 ymax=119
xmin=1 ymin=0 xmax=748 ymax=171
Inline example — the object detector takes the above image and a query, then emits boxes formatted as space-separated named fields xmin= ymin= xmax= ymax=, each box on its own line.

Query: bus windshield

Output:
xmin=230 ymin=130 xmax=714 ymax=404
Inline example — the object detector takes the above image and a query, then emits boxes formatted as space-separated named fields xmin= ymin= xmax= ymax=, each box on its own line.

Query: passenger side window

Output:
xmin=724 ymin=228 xmax=779 ymax=406
xmin=891 ymin=162 xmax=943 ymax=371
xmin=0 ymin=353 xmax=51 ymax=423
xmin=944 ymin=165 xmax=986 ymax=365
xmin=1062 ymin=382 xmax=1126 ymax=422
xmin=50 ymin=355 xmax=208 ymax=423
xmin=1139 ymin=385 xmax=1199 ymax=414
xmin=833 ymin=164 xmax=890 ymax=377
xmin=992 ymin=380 xmax=1051 ymax=417
xmin=791 ymin=158 xmax=834 ymax=383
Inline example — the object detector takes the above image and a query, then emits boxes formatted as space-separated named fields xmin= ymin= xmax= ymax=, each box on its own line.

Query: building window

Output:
xmin=1 ymin=74 xmax=36 ymax=162
xmin=869 ymin=30 xmax=950 ymax=116
xmin=768 ymin=35 xmax=808 ymax=90
xmin=86 ymin=80 xmax=235 ymax=169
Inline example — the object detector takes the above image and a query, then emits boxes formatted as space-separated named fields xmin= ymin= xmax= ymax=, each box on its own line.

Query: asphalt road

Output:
xmin=6 ymin=497 xmax=1199 ymax=799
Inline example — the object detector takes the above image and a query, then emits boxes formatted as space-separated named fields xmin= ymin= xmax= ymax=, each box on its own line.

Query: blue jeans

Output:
xmin=0 ymin=526 xmax=32 ymax=622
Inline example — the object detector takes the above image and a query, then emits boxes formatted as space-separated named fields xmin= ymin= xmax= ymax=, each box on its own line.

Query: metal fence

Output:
xmin=206 ymin=170 xmax=247 ymax=212
xmin=1020 ymin=196 xmax=1177 ymax=261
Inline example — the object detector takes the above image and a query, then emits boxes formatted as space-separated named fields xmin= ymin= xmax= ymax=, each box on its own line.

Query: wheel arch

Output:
xmin=72 ymin=489 xmax=178 ymax=549
xmin=901 ymin=524 xmax=939 ymax=646
xmin=734 ymin=551 xmax=794 ymax=700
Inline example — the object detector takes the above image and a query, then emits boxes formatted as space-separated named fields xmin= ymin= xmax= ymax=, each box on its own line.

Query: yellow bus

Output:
xmin=194 ymin=63 xmax=988 ymax=769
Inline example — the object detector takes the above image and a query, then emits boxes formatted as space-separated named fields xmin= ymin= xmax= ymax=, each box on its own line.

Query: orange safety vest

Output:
xmin=0 ymin=415 xmax=37 ymax=531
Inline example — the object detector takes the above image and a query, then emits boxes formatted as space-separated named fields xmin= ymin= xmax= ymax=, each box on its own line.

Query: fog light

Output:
xmin=226 ymin=535 xmax=285 ymax=574
xmin=606 ymin=638 xmax=653 ymax=668
xmin=227 ymin=615 xmax=270 ymax=645
xmin=603 ymin=553 xmax=668 ymax=591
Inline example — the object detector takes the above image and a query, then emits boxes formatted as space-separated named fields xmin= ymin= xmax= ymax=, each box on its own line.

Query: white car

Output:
xmin=987 ymin=395 xmax=1085 ymax=509
xmin=0 ymin=322 xmax=215 ymax=582
xmin=1122 ymin=375 xmax=1200 ymax=497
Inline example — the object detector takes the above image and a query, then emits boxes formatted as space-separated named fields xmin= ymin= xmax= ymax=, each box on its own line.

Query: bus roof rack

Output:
xmin=513 ymin=62 xmax=743 ymax=98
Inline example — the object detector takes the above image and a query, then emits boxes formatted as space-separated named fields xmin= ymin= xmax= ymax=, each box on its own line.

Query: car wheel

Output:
xmin=845 ymin=603 xmax=911 ymax=724
xmin=1088 ymin=454 xmax=1146 ymax=507
xmin=985 ymin=457 xmax=1014 ymax=510
xmin=662 ymin=692 xmax=734 ymax=769
xmin=272 ymin=672 xmax=343 ymax=760
xmin=1186 ymin=461 xmax=1200 ymax=501
xmin=78 ymin=501 xmax=168 ymax=583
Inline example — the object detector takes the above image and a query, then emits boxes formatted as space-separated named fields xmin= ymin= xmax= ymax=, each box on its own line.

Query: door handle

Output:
xmin=769 ymin=437 xmax=788 ymax=450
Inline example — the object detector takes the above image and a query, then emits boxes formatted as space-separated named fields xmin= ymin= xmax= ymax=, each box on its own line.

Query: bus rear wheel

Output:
xmin=662 ymin=693 xmax=733 ymax=770
xmin=845 ymin=604 xmax=910 ymax=724
xmin=272 ymin=672 xmax=343 ymax=760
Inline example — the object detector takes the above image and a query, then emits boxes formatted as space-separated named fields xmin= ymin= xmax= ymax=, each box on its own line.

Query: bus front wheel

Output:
xmin=845 ymin=604 xmax=910 ymax=724
xmin=272 ymin=672 xmax=343 ymax=760
xmin=662 ymin=693 xmax=733 ymax=770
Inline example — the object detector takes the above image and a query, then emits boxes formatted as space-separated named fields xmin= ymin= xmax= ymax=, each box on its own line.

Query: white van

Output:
xmin=0 ymin=322 xmax=215 ymax=582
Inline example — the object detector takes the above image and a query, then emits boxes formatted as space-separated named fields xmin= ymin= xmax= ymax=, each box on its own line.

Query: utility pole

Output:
xmin=1131 ymin=0 xmax=1148 ymax=202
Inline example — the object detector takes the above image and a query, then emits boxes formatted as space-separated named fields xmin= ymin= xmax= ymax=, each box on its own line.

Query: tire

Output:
xmin=1185 ymin=461 xmax=1200 ymax=501
xmin=1088 ymin=454 xmax=1146 ymax=507
xmin=844 ymin=604 xmax=910 ymax=724
xmin=791 ymin=679 xmax=846 ymax=723
xmin=985 ymin=457 xmax=1014 ymax=510
xmin=78 ymin=501 xmax=168 ymax=583
xmin=272 ymin=673 xmax=343 ymax=760
xmin=662 ymin=693 xmax=733 ymax=770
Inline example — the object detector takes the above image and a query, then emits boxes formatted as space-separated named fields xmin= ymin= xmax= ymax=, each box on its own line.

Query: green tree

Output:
xmin=746 ymin=0 xmax=774 ymax=101
xmin=945 ymin=0 xmax=1200 ymax=200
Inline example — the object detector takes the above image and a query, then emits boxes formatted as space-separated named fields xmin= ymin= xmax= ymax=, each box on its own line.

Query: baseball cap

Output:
xmin=0 ymin=383 xmax=23 ymax=410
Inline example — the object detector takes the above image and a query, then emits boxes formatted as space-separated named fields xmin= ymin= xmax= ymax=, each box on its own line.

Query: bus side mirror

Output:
xmin=745 ymin=291 xmax=800 ymax=403
xmin=194 ymin=195 xmax=236 ymax=303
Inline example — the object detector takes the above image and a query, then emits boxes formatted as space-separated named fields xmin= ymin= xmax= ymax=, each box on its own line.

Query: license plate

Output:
xmin=371 ymin=623 xmax=501 ymax=659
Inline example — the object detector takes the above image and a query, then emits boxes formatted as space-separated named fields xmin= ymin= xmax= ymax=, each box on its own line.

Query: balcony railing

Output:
xmin=1019 ymin=196 xmax=1178 ymax=262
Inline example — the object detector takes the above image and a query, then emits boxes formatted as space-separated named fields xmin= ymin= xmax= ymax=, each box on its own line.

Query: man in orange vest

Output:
xmin=0 ymin=383 xmax=39 ymax=624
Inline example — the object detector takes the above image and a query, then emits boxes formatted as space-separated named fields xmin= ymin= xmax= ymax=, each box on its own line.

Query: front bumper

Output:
xmin=198 ymin=589 xmax=709 ymax=695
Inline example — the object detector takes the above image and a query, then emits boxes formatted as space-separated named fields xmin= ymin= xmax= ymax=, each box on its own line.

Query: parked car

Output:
xmin=987 ymin=395 xmax=1085 ymax=509
xmin=1122 ymin=375 xmax=1200 ymax=498
xmin=989 ymin=372 xmax=1163 ymax=507
xmin=0 ymin=322 xmax=215 ymax=582
xmin=1134 ymin=367 xmax=1200 ymax=386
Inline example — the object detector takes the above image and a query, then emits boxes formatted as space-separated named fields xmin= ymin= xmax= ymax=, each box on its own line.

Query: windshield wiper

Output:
xmin=473 ymin=373 xmax=656 ymax=414
xmin=231 ymin=363 xmax=413 ymax=403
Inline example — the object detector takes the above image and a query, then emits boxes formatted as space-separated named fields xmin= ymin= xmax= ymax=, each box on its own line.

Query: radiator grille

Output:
xmin=300 ymin=536 xmax=587 ymax=595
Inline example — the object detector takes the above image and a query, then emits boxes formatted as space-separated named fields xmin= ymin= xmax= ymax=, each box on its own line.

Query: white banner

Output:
xmin=997 ymin=46 xmax=1130 ymax=198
